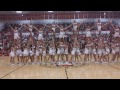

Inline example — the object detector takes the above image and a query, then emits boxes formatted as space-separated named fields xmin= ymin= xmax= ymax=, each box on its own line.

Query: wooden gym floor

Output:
xmin=0 ymin=55 xmax=120 ymax=79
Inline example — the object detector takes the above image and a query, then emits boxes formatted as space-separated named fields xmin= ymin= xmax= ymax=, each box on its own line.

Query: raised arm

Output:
xmin=32 ymin=25 xmax=39 ymax=32
xmin=23 ymin=25 xmax=32 ymax=32
xmin=18 ymin=25 xmax=24 ymax=31
xmin=90 ymin=25 xmax=96 ymax=30
xmin=101 ymin=21 xmax=111 ymax=28
xmin=109 ymin=22 xmax=115 ymax=30
xmin=44 ymin=24 xmax=52 ymax=29
xmin=41 ymin=25 xmax=46 ymax=33
xmin=78 ymin=22 xmax=82 ymax=28
xmin=56 ymin=24 xmax=61 ymax=29
xmin=23 ymin=24 xmax=29 ymax=29
xmin=9 ymin=25 xmax=14 ymax=31
xmin=64 ymin=24 xmax=73 ymax=30
xmin=41 ymin=25 xmax=46 ymax=30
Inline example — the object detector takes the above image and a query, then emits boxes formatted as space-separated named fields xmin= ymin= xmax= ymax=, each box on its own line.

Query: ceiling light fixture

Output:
xmin=48 ymin=11 xmax=53 ymax=12
xmin=16 ymin=11 xmax=22 ymax=13
xmin=76 ymin=11 xmax=80 ymax=12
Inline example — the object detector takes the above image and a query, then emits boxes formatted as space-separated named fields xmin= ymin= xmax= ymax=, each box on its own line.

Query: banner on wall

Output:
xmin=47 ymin=31 xmax=110 ymax=35
xmin=21 ymin=31 xmax=110 ymax=37
xmin=22 ymin=33 xmax=34 ymax=36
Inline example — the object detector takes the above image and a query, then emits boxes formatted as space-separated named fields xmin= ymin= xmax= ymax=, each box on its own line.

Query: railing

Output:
xmin=0 ymin=12 xmax=120 ymax=20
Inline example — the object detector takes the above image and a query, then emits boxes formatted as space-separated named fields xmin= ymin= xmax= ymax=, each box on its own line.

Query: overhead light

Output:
xmin=76 ymin=11 xmax=80 ymax=12
xmin=16 ymin=11 xmax=22 ymax=13
xmin=48 ymin=11 xmax=53 ymax=12
xmin=22 ymin=15 xmax=23 ymax=16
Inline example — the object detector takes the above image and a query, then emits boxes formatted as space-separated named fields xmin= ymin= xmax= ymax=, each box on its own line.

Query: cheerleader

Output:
xmin=96 ymin=19 xmax=111 ymax=32
xmin=115 ymin=41 xmax=120 ymax=62
xmin=19 ymin=47 xmax=23 ymax=65
xmin=23 ymin=24 xmax=33 ymax=32
xmin=9 ymin=47 xmax=15 ymax=65
xmin=88 ymin=43 xmax=92 ymax=62
xmin=75 ymin=45 xmax=82 ymax=63
xmin=57 ymin=43 xmax=61 ymax=63
xmin=64 ymin=43 xmax=69 ymax=64
xmin=72 ymin=20 xmax=81 ymax=35
xmin=86 ymin=38 xmax=92 ymax=62
xmin=35 ymin=46 xmax=40 ymax=64
xmin=32 ymin=25 xmax=45 ymax=41
xmin=39 ymin=45 xmax=43 ymax=64
xmin=111 ymin=24 xmax=120 ymax=40
xmin=57 ymin=24 xmax=72 ymax=42
xmin=16 ymin=46 xmax=20 ymax=64
xmin=85 ymin=27 xmax=91 ymax=38
xmin=105 ymin=42 xmax=110 ymax=62
xmin=48 ymin=44 xmax=53 ymax=63
xmin=111 ymin=43 xmax=117 ymax=62
xmin=23 ymin=45 xmax=29 ymax=64
xmin=70 ymin=44 xmax=76 ymax=65
xmin=29 ymin=47 xmax=34 ymax=64
xmin=28 ymin=32 xmax=35 ymax=46
xmin=52 ymin=44 xmax=56 ymax=64
xmin=97 ymin=19 xmax=102 ymax=31
xmin=60 ymin=42 xmax=65 ymax=64
xmin=42 ymin=46 xmax=47 ymax=65
xmin=9 ymin=25 xmax=23 ymax=45
xmin=51 ymin=22 xmax=57 ymax=33
xmin=85 ymin=24 xmax=97 ymax=38
xmin=45 ymin=22 xmax=57 ymax=36
xmin=101 ymin=44 xmax=108 ymax=63
xmin=92 ymin=44 xmax=98 ymax=63
xmin=84 ymin=44 xmax=89 ymax=63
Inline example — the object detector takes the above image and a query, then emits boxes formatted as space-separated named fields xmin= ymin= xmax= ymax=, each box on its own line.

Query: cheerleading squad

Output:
xmin=8 ymin=20 xmax=120 ymax=66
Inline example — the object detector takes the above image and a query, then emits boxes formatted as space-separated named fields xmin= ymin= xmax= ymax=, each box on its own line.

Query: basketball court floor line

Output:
xmin=2 ymin=62 xmax=120 ymax=79
xmin=0 ymin=65 xmax=25 ymax=79
xmin=108 ymin=63 xmax=120 ymax=71
xmin=65 ymin=67 xmax=68 ymax=79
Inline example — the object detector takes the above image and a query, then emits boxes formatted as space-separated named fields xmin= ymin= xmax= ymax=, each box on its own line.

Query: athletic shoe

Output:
xmin=19 ymin=63 xmax=22 ymax=66
xmin=60 ymin=61 xmax=63 ymax=65
xmin=86 ymin=61 xmax=89 ymax=63
xmin=52 ymin=62 xmax=55 ymax=64
xmin=11 ymin=64 xmax=14 ymax=66
xmin=94 ymin=61 xmax=99 ymax=63
xmin=36 ymin=62 xmax=40 ymax=64
xmin=103 ymin=62 xmax=107 ymax=63
xmin=65 ymin=61 xmax=69 ymax=65
xmin=57 ymin=62 xmax=61 ymax=66
xmin=17 ymin=62 xmax=19 ymax=64
xmin=72 ymin=61 xmax=76 ymax=65
xmin=32 ymin=62 xmax=35 ymax=65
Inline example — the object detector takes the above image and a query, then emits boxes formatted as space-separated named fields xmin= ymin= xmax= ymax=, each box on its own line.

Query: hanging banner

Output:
xmin=22 ymin=32 xmax=34 ymax=36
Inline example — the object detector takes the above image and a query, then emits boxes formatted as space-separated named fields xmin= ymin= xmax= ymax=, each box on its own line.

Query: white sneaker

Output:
xmin=11 ymin=64 xmax=14 ymax=66
xmin=19 ymin=63 xmax=22 ymax=66
xmin=57 ymin=62 xmax=61 ymax=66
xmin=60 ymin=61 xmax=63 ymax=65
xmin=36 ymin=62 xmax=40 ymax=64
xmin=103 ymin=62 xmax=107 ymax=63
xmin=72 ymin=61 xmax=76 ymax=65
xmin=86 ymin=61 xmax=89 ymax=63
xmin=65 ymin=61 xmax=69 ymax=65
xmin=95 ymin=61 xmax=99 ymax=63
xmin=68 ymin=62 xmax=72 ymax=65
xmin=17 ymin=62 xmax=19 ymax=64
xmin=52 ymin=62 xmax=55 ymax=64
xmin=32 ymin=62 xmax=35 ymax=65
